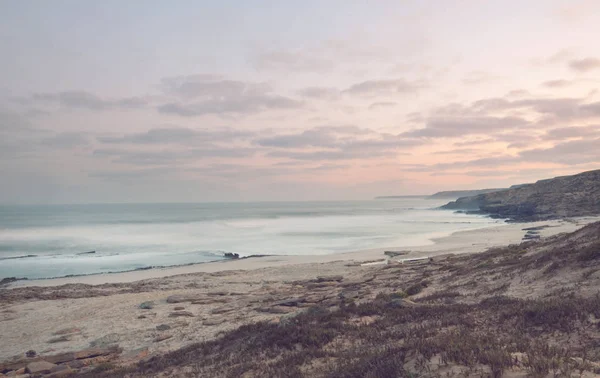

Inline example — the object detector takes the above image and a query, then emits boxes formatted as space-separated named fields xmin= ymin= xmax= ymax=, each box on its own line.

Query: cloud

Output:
xmin=541 ymin=79 xmax=573 ymax=88
xmin=255 ymin=125 xmax=371 ymax=148
xmin=253 ymin=50 xmax=334 ymax=73
xmin=519 ymin=138 xmax=600 ymax=164
xmin=342 ymin=79 xmax=423 ymax=96
xmin=257 ymin=125 xmax=420 ymax=161
xmin=369 ymin=102 xmax=398 ymax=110
xmin=93 ymin=145 xmax=258 ymax=166
xmin=543 ymin=125 xmax=600 ymax=140
xmin=41 ymin=132 xmax=89 ymax=148
xmin=99 ymin=127 xmax=253 ymax=145
xmin=296 ymin=86 xmax=339 ymax=99
xmin=462 ymin=71 xmax=501 ymax=85
xmin=568 ymin=57 xmax=600 ymax=72
xmin=31 ymin=91 xmax=147 ymax=110
xmin=402 ymin=116 xmax=529 ymax=138
xmin=157 ymin=75 xmax=302 ymax=116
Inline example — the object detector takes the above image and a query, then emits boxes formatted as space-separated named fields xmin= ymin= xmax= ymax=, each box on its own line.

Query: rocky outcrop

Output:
xmin=442 ymin=169 xmax=600 ymax=221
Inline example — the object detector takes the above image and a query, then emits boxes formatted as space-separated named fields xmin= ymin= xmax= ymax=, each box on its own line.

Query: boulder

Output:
xmin=273 ymin=298 xmax=305 ymax=307
xmin=139 ymin=301 xmax=154 ymax=310
xmin=47 ymin=365 xmax=73 ymax=377
xmin=169 ymin=311 xmax=194 ymax=317
xmin=166 ymin=295 xmax=201 ymax=303
xmin=202 ymin=318 xmax=226 ymax=326
xmin=154 ymin=334 xmax=172 ymax=343
xmin=316 ymin=275 xmax=344 ymax=283
xmin=26 ymin=360 xmax=56 ymax=374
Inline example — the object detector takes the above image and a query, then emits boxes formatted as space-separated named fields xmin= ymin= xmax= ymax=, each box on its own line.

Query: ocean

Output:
xmin=0 ymin=199 xmax=502 ymax=280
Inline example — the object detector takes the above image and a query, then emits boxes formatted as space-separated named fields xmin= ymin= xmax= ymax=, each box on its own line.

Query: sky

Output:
xmin=1 ymin=0 xmax=600 ymax=204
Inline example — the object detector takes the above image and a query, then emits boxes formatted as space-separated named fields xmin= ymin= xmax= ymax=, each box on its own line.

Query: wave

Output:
xmin=18 ymin=254 xmax=271 ymax=281
xmin=0 ymin=254 xmax=38 ymax=261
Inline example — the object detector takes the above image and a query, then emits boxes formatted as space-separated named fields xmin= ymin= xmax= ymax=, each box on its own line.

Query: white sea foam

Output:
xmin=0 ymin=199 xmax=503 ymax=279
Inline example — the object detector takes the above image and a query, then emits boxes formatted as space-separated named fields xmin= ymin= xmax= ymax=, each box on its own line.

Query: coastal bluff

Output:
xmin=442 ymin=169 xmax=600 ymax=221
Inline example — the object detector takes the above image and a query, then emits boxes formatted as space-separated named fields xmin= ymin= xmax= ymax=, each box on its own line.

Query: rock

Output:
xmin=169 ymin=311 xmax=194 ymax=317
xmin=166 ymin=295 xmax=201 ymax=303
xmin=223 ymin=252 xmax=240 ymax=259
xmin=52 ymin=328 xmax=80 ymax=336
xmin=73 ymin=347 xmax=117 ymax=360
xmin=156 ymin=324 xmax=171 ymax=331
xmin=316 ymin=275 xmax=344 ymax=283
xmin=89 ymin=334 xmax=120 ymax=348
xmin=47 ymin=335 xmax=71 ymax=344
xmin=202 ymin=318 xmax=226 ymax=326
xmin=384 ymin=251 xmax=409 ymax=257
xmin=47 ymin=365 xmax=73 ymax=377
xmin=273 ymin=298 xmax=305 ymax=307
xmin=173 ymin=306 xmax=185 ymax=311
xmin=210 ymin=306 xmax=235 ymax=314
xmin=207 ymin=291 xmax=229 ymax=296
xmin=139 ymin=301 xmax=154 ymax=310
xmin=26 ymin=360 xmax=56 ymax=374
xmin=257 ymin=306 xmax=296 ymax=314
xmin=154 ymin=334 xmax=172 ymax=343
xmin=191 ymin=298 xmax=229 ymax=305
xmin=137 ymin=315 xmax=147 ymax=319
xmin=44 ymin=353 xmax=75 ymax=365
xmin=14 ymin=369 xmax=25 ymax=375
xmin=25 ymin=351 xmax=36 ymax=358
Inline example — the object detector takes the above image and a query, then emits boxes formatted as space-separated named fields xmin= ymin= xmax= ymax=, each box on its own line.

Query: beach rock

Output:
xmin=166 ymin=295 xmax=201 ymax=303
xmin=73 ymin=347 xmax=118 ymax=360
xmin=47 ymin=335 xmax=71 ymax=344
xmin=202 ymin=318 xmax=226 ymax=326
xmin=89 ymin=334 xmax=120 ymax=348
xmin=169 ymin=311 xmax=194 ymax=317
xmin=15 ymin=368 xmax=25 ymax=375
xmin=139 ymin=301 xmax=154 ymax=310
xmin=52 ymin=328 xmax=80 ymax=336
xmin=25 ymin=351 xmax=36 ymax=358
xmin=257 ymin=306 xmax=296 ymax=314
xmin=44 ymin=353 xmax=75 ymax=365
xmin=316 ymin=275 xmax=344 ymax=283
xmin=274 ymin=298 xmax=305 ymax=307
xmin=137 ymin=315 xmax=147 ymax=319
xmin=47 ymin=365 xmax=73 ymax=377
xmin=223 ymin=252 xmax=240 ymax=259
xmin=154 ymin=334 xmax=172 ymax=343
xmin=384 ymin=251 xmax=409 ymax=257
xmin=207 ymin=291 xmax=229 ymax=296
xmin=26 ymin=360 xmax=56 ymax=374
xmin=156 ymin=324 xmax=171 ymax=331
xmin=191 ymin=298 xmax=229 ymax=305
xmin=210 ymin=306 xmax=235 ymax=314
xmin=173 ymin=306 xmax=185 ymax=311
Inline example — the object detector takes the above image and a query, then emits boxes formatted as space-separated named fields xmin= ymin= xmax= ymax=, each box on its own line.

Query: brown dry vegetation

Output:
xmin=75 ymin=222 xmax=600 ymax=377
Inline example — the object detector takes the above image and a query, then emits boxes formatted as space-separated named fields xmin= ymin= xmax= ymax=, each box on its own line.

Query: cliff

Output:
xmin=442 ymin=169 xmax=600 ymax=221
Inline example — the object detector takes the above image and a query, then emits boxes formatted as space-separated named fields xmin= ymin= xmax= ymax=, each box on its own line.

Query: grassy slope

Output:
xmin=83 ymin=222 xmax=600 ymax=378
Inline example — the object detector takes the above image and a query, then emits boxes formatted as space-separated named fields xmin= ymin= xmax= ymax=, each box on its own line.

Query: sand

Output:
xmin=1 ymin=216 xmax=598 ymax=364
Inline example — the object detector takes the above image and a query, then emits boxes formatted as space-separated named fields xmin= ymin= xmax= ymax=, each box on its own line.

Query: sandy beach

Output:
xmin=0 ymin=216 xmax=598 ymax=372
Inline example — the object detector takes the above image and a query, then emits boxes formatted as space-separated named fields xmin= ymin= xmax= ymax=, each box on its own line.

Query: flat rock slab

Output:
xmin=202 ymin=318 xmax=226 ymax=326
xmin=316 ymin=275 xmax=344 ymax=282
xmin=169 ymin=311 xmax=194 ymax=317
xmin=274 ymin=298 xmax=305 ymax=307
xmin=154 ymin=334 xmax=173 ymax=343
xmin=166 ymin=295 xmax=202 ymax=303
xmin=26 ymin=360 xmax=57 ymax=374
xmin=257 ymin=306 xmax=297 ymax=314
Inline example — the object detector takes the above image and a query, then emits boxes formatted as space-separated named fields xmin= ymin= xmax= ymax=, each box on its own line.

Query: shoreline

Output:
xmin=9 ymin=216 xmax=599 ymax=288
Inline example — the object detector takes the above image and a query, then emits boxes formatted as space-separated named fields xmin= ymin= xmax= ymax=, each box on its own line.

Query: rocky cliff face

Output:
xmin=442 ymin=169 xmax=600 ymax=221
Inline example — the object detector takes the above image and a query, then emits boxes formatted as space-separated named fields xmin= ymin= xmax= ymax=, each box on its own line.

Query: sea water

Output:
xmin=0 ymin=199 xmax=502 ymax=279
